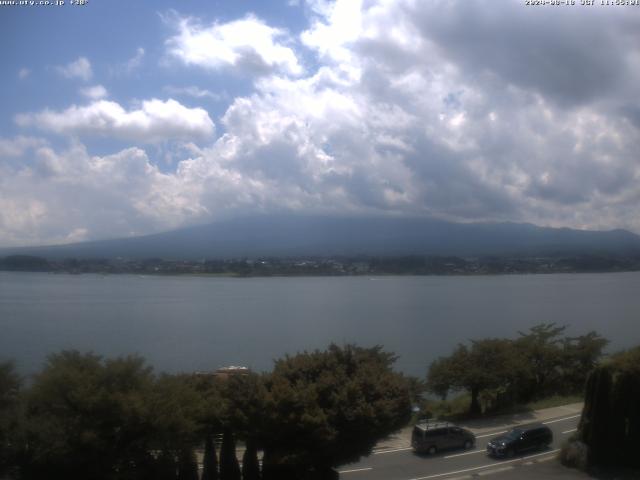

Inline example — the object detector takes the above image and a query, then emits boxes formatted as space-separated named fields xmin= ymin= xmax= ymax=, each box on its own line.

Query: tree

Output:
xmin=177 ymin=448 xmax=199 ymax=480
xmin=20 ymin=351 xmax=156 ymax=479
xmin=220 ymin=428 xmax=241 ymax=480
xmin=561 ymin=331 xmax=608 ymax=394
xmin=201 ymin=434 xmax=219 ymax=480
xmin=154 ymin=450 xmax=178 ymax=480
xmin=221 ymin=372 xmax=268 ymax=440
xmin=515 ymin=323 xmax=567 ymax=399
xmin=148 ymin=373 xmax=208 ymax=451
xmin=426 ymin=339 xmax=521 ymax=415
xmin=0 ymin=361 xmax=21 ymax=476
xmin=219 ymin=373 xmax=267 ymax=479
xmin=241 ymin=438 xmax=260 ymax=480
xmin=261 ymin=344 xmax=411 ymax=475
xmin=578 ymin=346 xmax=640 ymax=467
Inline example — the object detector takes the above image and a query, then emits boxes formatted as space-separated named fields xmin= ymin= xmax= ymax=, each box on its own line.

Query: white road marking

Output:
xmin=338 ymin=467 xmax=373 ymax=474
xmin=373 ymin=447 xmax=413 ymax=455
xmin=444 ymin=449 xmax=484 ymax=459
xmin=477 ymin=466 xmax=513 ymax=476
xmin=542 ymin=414 xmax=581 ymax=425
xmin=562 ymin=428 xmax=578 ymax=434
xmin=409 ymin=449 xmax=560 ymax=480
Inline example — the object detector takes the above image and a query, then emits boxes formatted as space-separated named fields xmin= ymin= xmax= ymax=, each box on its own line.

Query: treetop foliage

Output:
xmin=426 ymin=324 xmax=608 ymax=415
xmin=262 ymin=344 xmax=411 ymax=469
xmin=1 ymin=344 xmax=412 ymax=479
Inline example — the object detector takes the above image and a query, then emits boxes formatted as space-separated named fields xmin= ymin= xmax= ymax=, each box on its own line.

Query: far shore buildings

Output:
xmin=194 ymin=365 xmax=251 ymax=381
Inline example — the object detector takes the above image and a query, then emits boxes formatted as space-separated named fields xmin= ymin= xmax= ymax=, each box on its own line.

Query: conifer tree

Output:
xmin=202 ymin=434 xmax=219 ymax=480
xmin=177 ymin=448 xmax=199 ymax=480
xmin=220 ymin=428 xmax=241 ymax=480
xmin=241 ymin=438 xmax=260 ymax=480
xmin=154 ymin=450 xmax=178 ymax=480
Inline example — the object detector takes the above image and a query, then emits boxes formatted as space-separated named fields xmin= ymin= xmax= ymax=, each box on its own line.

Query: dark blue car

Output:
xmin=486 ymin=424 xmax=553 ymax=458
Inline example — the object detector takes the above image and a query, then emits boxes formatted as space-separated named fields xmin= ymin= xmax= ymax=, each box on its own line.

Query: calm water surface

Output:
xmin=1 ymin=272 xmax=639 ymax=376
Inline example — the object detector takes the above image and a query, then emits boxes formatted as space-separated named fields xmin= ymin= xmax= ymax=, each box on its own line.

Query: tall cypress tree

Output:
xmin=581 ymin=367 xmax=613 ymax=465
xmin=260 ymin=448 xmax=275 ymax=480
xmin=220 ymin=428 xmax=241 ymax=480
xmin=241 ymin=438 xmax=260 ymax=480
xmin=154 ymin=450 xmax=178 ymax=480
xmin=202 ymin=434 xmax=219 ymax=480
xmin=177 ymin=448 xmax=199 ymax=480
xmin=578 ymin=347 xmax=640 ymax=468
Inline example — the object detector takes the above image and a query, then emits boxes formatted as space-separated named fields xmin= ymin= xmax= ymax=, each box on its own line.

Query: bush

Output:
xmin=560 ymin=438 xmax=588 ymax=471
xmin=578 ymin=346 xmax=640 ymax=468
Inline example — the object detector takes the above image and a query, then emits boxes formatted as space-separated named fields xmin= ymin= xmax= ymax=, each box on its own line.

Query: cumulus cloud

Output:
xmin=56 ymin=56 xmax=93 ymax=81
xmin=407 ymin=1 xmax=639 ymax=108
xmin=80 ymin=85 xmax=108 ymax=100
xmin=0 ymin=144 xmax=179 ymax=246
xmin=165 ymin=13 xmax=303 ymax=76
xmin=163 ymin=85 xmax=227 ymax=102
xmin=0 ymin=140 xmax=276 ymax=246
xmin=3 ymin=0 xmax=640 ymax=247
xmin=15 ymin=98 xmax=215 ymax=143
xmin=0 ymin=136 xmax=48 ymax=157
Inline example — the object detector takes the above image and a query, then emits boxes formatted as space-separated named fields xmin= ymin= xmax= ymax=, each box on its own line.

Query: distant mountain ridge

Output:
xmin=2 ymin=215 xmax=640 ymax=260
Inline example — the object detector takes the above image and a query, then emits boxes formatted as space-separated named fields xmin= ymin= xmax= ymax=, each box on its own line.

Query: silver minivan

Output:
xmin=411 ymin=421 xmax=475 ymax=455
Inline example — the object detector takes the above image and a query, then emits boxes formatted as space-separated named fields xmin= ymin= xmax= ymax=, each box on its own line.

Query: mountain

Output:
xmin=2 ymin=215 xmax=640 ymax=260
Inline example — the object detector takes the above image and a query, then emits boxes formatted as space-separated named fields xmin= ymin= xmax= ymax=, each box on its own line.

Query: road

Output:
xmin=339 ymin=412 xmax=581 ymax=480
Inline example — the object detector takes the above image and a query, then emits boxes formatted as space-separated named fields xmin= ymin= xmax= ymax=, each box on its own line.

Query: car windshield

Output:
xmin=505 ymin=428 xmax=523 ymax=440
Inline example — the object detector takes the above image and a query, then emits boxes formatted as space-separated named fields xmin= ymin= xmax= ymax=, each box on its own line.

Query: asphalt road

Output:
xmin=338 ymin=413 xmax=580 ymax=480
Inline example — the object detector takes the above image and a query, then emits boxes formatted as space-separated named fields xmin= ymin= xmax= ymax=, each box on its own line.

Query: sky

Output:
xmin=1 ymin=0 xmax=640 ymax=247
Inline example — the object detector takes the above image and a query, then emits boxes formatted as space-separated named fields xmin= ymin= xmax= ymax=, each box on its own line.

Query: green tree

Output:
xmin=261 ymin=344 xmax=411 ymax=476
xmin=0 ymin=361 xmax=21 ymax=476
xmin=515 ymin=323 xmax=566 ymax=399
xmin=148 ymin=374 xmax=208 ymax=451
xmin=560 ymin=331 xmax=608 ymax=394
xmin=241 ymin=438 xmax=260 ymax=480
xmin=426 ymin=339 xmax=522 ymax=415
xmin=221 ymin=372 xmax=268 ymax=438
xmin=177 ymin=448 xmax=199 ymax=480
xmin=20 ymin=351 xmax=156 ymax=479
xmin=219 ymin=373 xmax=267 ymax=478
xmin=578 ymin=346 xmax=640 ymax=467
xmin=220 ymin=428 xmax=241 ymax=480
xmin=201 ymin=434 xmax=219 ymax=480
xmin=154 ymin=450 xmax=178 ymax=480
xmin=425 ymin=355 xmax=456 ymax=400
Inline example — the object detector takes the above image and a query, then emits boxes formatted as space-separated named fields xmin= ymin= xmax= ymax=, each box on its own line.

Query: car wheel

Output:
xmin=464 ymin=440 xmax=472 ymax=450
xmin=428 ymin=446 xmax=437 ymax=455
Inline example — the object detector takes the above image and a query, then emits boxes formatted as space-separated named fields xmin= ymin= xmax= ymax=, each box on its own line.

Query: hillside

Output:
xmin=2 ymin=215 xmax=640 ymax=260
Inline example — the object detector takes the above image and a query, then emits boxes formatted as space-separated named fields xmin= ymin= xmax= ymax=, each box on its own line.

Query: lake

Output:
xmin=1 ymin=271 xmax=639 ymax=377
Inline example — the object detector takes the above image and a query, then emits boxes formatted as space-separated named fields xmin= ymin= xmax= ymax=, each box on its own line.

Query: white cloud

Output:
xmin=0 ymin=144 xmax=177 ymax=246
xmin=125 ymin=47 xmax=145 ymax=72
xmin=163 ymin=85 xmax=227 ymax=102
xmin=15 ymin=98 xmax=215 ymax=143
xmin=80 ymin=84 xmax=108 ymax=100
xmin=18 ymin=68 xmax=30 ymax=79
xmin=109 ymin=47 xmax=145 ymax=76
xmin=56 ymin=56 xmax=93 ymax=81
xmin=0 ymin=136 xmax=48 ymax=157
xmin=3 ymin=0 xmax=640 ymax=247
xmin=166 ymin=14 xmax=303 ymax=76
